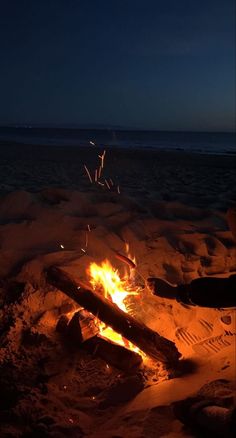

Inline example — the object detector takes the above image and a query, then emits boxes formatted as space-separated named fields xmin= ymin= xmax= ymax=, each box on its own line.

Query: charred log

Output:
xmin=67 ymin=310 xmax=99 ymax=343
xmin=64 ymin=310 xmax=142 ymax=371
xmin=84 ymin=335 xmax=142 ymax=371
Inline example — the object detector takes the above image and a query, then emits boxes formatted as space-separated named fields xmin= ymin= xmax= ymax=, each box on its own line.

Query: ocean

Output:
xmin=0 ymin=127 xmax=235 ymax=155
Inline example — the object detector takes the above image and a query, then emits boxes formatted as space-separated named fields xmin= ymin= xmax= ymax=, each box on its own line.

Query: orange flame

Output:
xmin=89 ymin=259 xmax=138 ymax=311
xmin=88 ymin=258 xmax=144 ymax=356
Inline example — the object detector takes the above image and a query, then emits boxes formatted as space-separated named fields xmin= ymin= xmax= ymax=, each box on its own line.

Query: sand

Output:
xmin=0 ymin=143 xmax=235 ymax=437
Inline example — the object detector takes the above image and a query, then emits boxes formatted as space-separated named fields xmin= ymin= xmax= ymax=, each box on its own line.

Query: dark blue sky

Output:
xmin=0 ymin=0 xmax=235 ymax=131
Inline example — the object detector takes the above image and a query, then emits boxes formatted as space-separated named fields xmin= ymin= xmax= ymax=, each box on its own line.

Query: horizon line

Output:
xmin=0 ymin=124 xmax=235 ymax=134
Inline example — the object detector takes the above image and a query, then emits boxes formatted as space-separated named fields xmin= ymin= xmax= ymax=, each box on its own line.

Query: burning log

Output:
xmin=65 ymin=310 xmax=142 ymax=371
xmin=84 ymin=336 xmax=143 ymax=371
xmin=56 ymin=314 xmax=70 ymax=333
xmin=67 ymin=310 xmax=99 ymax=343
xmin=46 ymin=266 xmax=181 ymax=365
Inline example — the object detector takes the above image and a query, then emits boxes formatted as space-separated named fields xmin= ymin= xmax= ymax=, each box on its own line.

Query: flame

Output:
xmin=89 ymin=259 xmax=137 ymax=312
xmin=88 ymin=258 xmax=144 ymax=356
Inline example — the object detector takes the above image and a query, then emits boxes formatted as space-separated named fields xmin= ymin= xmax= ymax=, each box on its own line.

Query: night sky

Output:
xmin=0 ymin=0 xmax=235 ymax=131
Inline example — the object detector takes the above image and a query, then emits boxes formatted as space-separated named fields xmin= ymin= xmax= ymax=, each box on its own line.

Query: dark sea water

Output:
xmin=0 ymin=127 xmax=235 ymax=155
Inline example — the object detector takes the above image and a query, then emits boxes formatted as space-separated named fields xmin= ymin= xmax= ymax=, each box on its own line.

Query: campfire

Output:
xmin=47 ymin=253 xmax=181 ymax=372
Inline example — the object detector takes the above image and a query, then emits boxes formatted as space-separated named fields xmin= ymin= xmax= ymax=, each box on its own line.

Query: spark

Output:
xmin=85 ymin=232 xmax=88 ymax=247
xmin=84 ymin=165 xmax=93 ymax=183
xmin=117 ymin=185 xmax=120 ymax=194
xmin=87 ymin=224 xmax=91 ymax=232
xmin=98 ymin=165 xmax=102 ymax=179
xmin=99 ymin=150 xmax=106 ymax=169
xmin=89 ymin=141 xmax=95 ymax=146
xmin=106 ymin=364 xmax=110 ymax=369
xmin=60 ymin=244 xmax=64 ymax=249
xmin=105 ymin=179 xmax=110 ymax=189
xmin=98 ymin=181 xmax=105 ymax=186
xmin=102 ymin=150 xmax=106 ymax=168
xmin=81 ymin=248 xmax=86 ymax=253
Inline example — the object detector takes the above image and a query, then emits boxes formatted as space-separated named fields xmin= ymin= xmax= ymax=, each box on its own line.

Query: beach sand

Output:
xmin=0 ymin=143 xmax=235 ymax=437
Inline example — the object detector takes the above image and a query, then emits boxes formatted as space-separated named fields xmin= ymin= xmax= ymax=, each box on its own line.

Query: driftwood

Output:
xmin=46 ymin=266 xmax=181 ymax=365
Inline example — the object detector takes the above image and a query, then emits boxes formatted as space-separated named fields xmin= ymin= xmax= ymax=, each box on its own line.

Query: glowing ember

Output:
xmin=84 ymin=164 xmax=93 ymax=183
xmin=104 ymin=179 xmax=110 ymax=189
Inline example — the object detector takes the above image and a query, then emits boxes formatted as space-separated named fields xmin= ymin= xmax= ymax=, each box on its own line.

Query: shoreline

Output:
xmin=0 ymin=138 xmax=236 ymax=157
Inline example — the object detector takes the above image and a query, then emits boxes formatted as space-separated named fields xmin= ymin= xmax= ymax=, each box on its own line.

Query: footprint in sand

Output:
xmin=175 ymin=313 xmax=235 ymax=356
